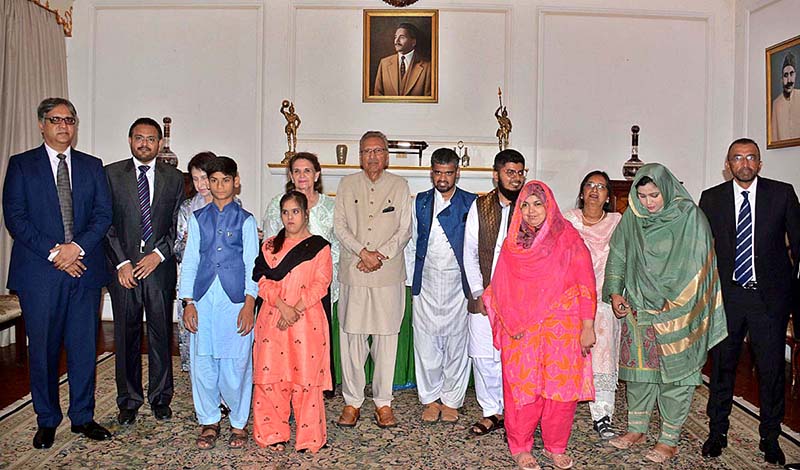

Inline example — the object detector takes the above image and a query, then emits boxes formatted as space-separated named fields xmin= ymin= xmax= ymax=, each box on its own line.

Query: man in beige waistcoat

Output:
xmin=334 ymin=130 xmax=412 ymax=428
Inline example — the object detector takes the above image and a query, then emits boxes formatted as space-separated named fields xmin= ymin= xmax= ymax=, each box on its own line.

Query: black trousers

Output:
xmin=707 ymin=285 xmax=789 ymax=441
xmin=109 ymin=278 xmax=175 ymax=411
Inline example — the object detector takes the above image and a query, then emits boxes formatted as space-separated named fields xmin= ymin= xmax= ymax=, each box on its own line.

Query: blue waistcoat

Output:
xmin=193 ymin=202 xmax=253 ymax=303
xmin=411 ymin=187 xmax=477 ymax=298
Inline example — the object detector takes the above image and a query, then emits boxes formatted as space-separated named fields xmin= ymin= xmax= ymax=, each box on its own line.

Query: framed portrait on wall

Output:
xmin=363 ymin=9 xmax=438 ymax=103
xmin=766 ymin=34 xmax=800 ymax=149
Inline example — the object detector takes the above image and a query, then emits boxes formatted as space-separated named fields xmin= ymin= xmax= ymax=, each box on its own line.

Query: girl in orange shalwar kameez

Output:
xmin=252 ymin=191 xmax=333 ymax=453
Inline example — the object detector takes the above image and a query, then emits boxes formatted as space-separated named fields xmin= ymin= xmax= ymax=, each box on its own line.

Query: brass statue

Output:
xmin=280 ymin=100 xmax=302 ymax=164
xmin=495 ymin=87 xmax=512 ymax=151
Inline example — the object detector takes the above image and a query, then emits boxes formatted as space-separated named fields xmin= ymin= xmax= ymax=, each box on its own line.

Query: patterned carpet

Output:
xmin=1 ymin=355 xmax=798 ymax=469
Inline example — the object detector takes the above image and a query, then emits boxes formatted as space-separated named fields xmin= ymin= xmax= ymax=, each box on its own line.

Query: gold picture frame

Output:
xmin=766 ymin=34 xmax=800 ymax=149
xmin=363 ymin=9 xmax=438 ymax=103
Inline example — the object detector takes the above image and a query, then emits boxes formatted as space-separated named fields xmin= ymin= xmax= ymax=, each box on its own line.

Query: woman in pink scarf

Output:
xmin=484 ymin=181 xmax=596 ymax=470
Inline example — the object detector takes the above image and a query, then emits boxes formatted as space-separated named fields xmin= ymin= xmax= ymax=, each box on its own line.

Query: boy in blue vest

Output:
xmin=179 ymin=156 xmax=258 ymax=449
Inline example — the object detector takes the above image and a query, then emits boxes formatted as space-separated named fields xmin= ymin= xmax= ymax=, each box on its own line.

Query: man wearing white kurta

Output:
xmin=334 ymin=131 xmax=412 ymax=429
xmin=406 ymin=149 xmax=477 ymax=423
xmin=463 ymin=149 xmax=526 ymax=435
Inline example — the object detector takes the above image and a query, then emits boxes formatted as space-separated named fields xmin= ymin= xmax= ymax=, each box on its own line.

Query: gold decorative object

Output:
xmin=336 ymin=144 xmax=348 ymax=165
xmin=280 ymin=100 xmax=301 ymax=164
xmin=382 ymin=0 xmax=421 ymax=6
xmin=495 ymin=87 xmax=512 ymax=150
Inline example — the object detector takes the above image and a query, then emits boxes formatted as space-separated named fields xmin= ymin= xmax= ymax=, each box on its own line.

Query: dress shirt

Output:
xmin=400 ymin=50 xmax=415 ymax=76
xmin=463 ymin=197 xmax=511 ymax=299
xmin=44 ymin=144 xmax=84 ymax=259
xmin=116 ymin=157 xmax=164 ymax=269
xmin=733 ymin=176 xmax=758 ymax=282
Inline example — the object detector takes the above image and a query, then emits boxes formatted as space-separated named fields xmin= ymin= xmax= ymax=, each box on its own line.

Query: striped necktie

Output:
xmin=56 ymin=153 xmax=73 ymax=243
xmin=733 ymin=190 xmax=753 ymax=284
xmin=138 ymin=165 xmax=153 ymax=242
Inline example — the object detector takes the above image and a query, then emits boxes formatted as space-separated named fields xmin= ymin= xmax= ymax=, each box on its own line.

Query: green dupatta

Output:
xmin=602 ymin=163 xmax=727 ymax=383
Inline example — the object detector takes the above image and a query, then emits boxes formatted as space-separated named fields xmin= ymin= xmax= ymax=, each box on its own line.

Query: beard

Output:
xmin=498 ymin=183 xmax=521 ymax=205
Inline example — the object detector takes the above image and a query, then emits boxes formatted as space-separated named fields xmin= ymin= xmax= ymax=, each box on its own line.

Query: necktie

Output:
xmin=400 ymin=55 xmax=406 ymax=79
xmin=56 ymin=153 xmax=73 ymax=243
xmin=734 ymin=190 xmax=753 ymax=284
xmin=138 ymin=165 xmax=153 ymax=242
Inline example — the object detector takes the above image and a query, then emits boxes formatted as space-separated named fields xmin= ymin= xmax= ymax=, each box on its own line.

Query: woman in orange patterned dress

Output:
xmin=484 ymin=181 xmax=597 ymax=470
xmin=252 ymin=191 xmax=333 ymax=453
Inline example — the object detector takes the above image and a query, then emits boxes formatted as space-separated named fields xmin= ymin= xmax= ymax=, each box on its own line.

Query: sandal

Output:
xmin=421 ymin=403 xmax=441 ymax=423
xmin=440 ymin=404 xmax=459 ymax=423
xmin=229 ymin=428 xmax=248 ymax=449
xmin=644 ymin=444 xmax=678 ymax=463
xmin=593 ymin=416 xmax=617 ymax=440
xmin=470 ymin=414 xmax=504 ymax=436
xmin=609 ymin=432 xmax=646 ymax=450
xmin=267 ymin=441 xmax=287 ymax=452
xmin=195 ymin=423 xmax=220 ymax=450
xmin=512 ymin=452 xmax=541 ymax=470
xmin=542 ymin=449 xmax=574 ymax=470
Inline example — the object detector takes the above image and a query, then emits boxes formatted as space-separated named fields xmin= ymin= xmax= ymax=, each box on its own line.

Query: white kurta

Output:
xmin=409 ymin=191 xmax=470 ymax=408
xmin=462 ymin=197 xmax=511 ymax=417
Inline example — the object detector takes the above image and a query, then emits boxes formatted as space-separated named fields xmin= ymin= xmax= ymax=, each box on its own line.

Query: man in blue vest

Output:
xmin=406 ymin=148 xmax=477 ymax=423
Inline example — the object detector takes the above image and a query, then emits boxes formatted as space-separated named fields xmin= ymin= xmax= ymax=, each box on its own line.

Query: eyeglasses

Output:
xmin=502 ymin=168 xmax=528 ymax=178
xmin=359 ymin=148 xmax=387 ymax=156
xmin=728 ymin=154 xmax=759 ymax=163
xmin=45 ymin=116 xmax=77 ymax=126
xmin=133 ymin=135 xmax=159 ymax=144
xmin=584 ymin=182 xmax=608 ymax=191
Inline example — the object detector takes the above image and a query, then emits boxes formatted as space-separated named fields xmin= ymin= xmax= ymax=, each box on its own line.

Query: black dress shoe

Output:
xmin=33 ymin=427 xmax=56 ymax=449
xmin=701 ymin=433 xmax=727 ymax=458
xmin=117 ymin=409 xmax=137 ymax=425
xmin=152 ymin=405 xmax=172 ymax=421
xmin=785 ymin=463 xmax=800 ymax=470
xmin=762 ymin=439 xmax=786 ymax=465
xmin=70 ymin=421 xmax=112 ymax=441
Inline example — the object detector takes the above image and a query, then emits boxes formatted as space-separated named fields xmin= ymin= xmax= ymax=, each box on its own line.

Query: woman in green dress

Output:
xmin=604 ymin=163 xmax=727 ymax=463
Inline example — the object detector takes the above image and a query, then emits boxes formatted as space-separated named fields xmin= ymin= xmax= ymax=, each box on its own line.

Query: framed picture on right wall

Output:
xmin=766 ymin=34 xmax=800 ymax=149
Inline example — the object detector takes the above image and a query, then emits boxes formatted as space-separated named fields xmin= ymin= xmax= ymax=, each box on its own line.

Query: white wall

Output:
xmin=66 ymin=0 xmax=736 ymax=219
xmin=736 ymin=0 xmax=800 ymax=191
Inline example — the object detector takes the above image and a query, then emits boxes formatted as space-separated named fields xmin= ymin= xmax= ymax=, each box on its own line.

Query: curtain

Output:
xmin=0 ymin=0 xmax=69 ymax=345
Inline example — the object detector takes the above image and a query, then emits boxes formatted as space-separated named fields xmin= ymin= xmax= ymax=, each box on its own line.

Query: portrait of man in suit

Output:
xmin=3 ymin=97 xmax=113 ymax=449
xmin=104 ymin=117 xmax=185 ymax=426
xmin=363 ymin=10 xmax=438 ymax=103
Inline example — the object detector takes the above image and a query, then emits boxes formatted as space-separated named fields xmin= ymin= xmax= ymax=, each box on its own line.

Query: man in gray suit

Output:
xmin=105 ymin=117 xmax=184 ymax=425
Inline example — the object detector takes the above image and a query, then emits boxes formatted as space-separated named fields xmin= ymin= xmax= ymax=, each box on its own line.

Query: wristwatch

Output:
xmin=181 ymin=299 xmax=195 ymax=308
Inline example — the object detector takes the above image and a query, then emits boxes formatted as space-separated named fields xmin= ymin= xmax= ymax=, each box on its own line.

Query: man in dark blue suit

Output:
xmin=2 ymin=97 xmax=113 ymax=449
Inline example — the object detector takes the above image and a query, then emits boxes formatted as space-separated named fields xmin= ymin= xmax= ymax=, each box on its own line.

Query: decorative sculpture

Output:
xmin=280 ymin=100 xmax=301 ymax=164
xmin=495 ymin=87 xmax=512 ymax=151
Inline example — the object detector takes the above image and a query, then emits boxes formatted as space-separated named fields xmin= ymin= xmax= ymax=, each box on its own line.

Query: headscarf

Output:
xmin=602 ymin=163 xmax=727 ymax=382
xmin=485 ymin=181 xmax=596 ymax=337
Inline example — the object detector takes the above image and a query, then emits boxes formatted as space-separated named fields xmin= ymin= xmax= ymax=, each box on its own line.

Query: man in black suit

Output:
xmin=3 ymin=97 xmax=113 ymax=448
xmin=699 ymin=138 xmax=800 ymax=465
xmin=105 ymin=117 xmax=184 ymax=425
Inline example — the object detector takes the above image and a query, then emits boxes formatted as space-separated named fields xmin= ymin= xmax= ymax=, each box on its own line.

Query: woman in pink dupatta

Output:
xmin=484 ymin=181 xmax=596 ymax=470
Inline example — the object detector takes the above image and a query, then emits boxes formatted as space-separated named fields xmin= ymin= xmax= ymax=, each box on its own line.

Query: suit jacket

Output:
xmin=373 ymin=53 xmax=432 ymax=97
xmin=334 ymin=170 xmax=412 ymax=288
xmin=104 ymin=158 xmax=184 ymax=289
xmin=3 ymin=144 xmax=112 ymax=290
xmin=699 ymin=177 xmax=800 ymax=316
